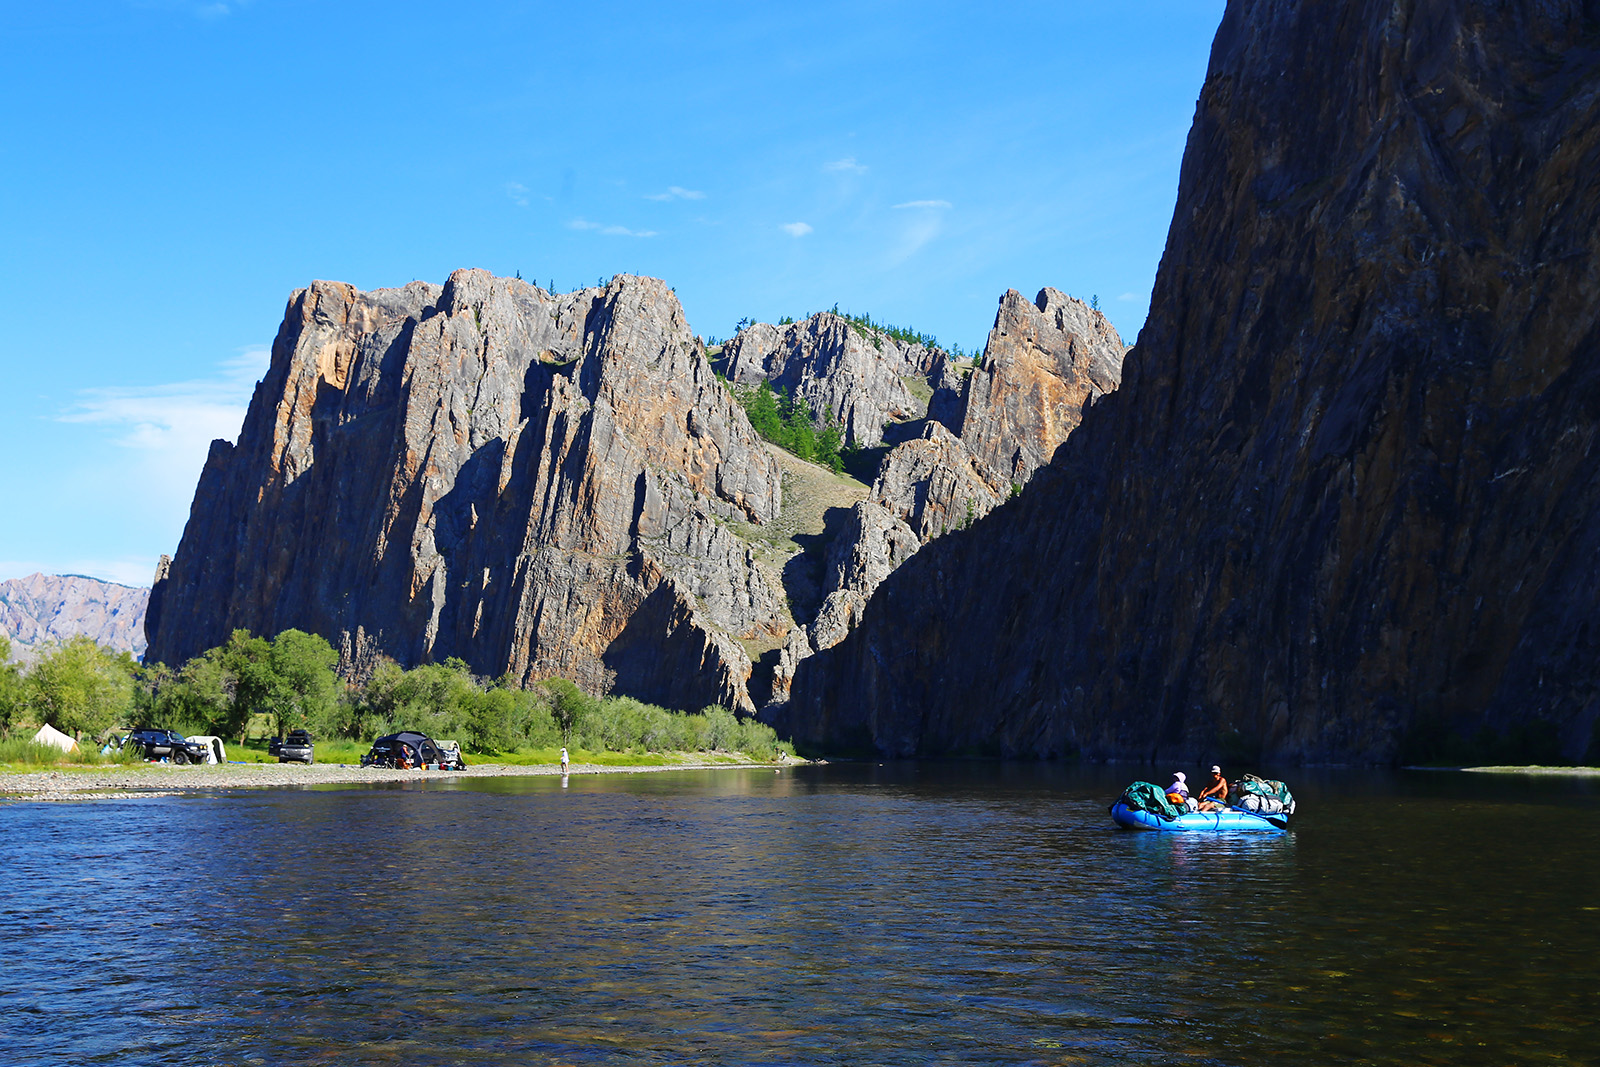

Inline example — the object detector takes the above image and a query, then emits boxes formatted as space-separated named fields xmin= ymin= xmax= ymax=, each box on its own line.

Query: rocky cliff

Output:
xmin=146 ymin=271 xmax=785 ymax=712
xmin=721 ymin=313 xmax=955 ymax=446
xmin=782 ymin=0 xmax=1600 ymax=764
xmin=764 ymin=292 xmax=1127 ymax=706
xmin=0 ymin=574 xmax=149 ymax=661
xmin=960 ymin=289 xmax=1125 ymax=486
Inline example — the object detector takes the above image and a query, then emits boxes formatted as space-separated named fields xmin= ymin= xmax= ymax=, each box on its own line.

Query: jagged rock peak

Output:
xmin=960 ymin=288 xmax=1127 ymax=486
xmin=146 ymin=270 xmax=783 ymax=713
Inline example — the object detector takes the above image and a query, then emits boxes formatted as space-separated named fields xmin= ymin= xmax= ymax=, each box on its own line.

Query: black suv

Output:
xmin=122 ymin=729 xmax=210 ymax=764
xmin=269 ymin=729 xmax=315 ymax=764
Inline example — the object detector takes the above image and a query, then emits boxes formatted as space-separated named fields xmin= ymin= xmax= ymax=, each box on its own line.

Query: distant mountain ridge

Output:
xmin=0 ymin=573 xmax=149 ymax=661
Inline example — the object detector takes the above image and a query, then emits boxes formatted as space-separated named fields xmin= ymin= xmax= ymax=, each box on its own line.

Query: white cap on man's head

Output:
xmin=1211 ymin=765 xmax=1221 ymax=773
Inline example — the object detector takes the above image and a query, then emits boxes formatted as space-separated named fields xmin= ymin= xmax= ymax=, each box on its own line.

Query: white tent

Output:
xmin=33 ymin=722 xmax=79 ymax=753
xmin=186 ymin=735 xmax=227 ymax=764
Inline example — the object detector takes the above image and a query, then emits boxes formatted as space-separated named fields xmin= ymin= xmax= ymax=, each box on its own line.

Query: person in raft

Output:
xmin=560 ymin=747 xmax=570 ymax=774
xmin=1165 ymin=772 xmax=1196 ymax=812
xmin=1197 ymin=765 xmax=1229 ymax=811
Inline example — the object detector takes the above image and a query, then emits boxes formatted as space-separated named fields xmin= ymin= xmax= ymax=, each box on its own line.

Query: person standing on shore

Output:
xmin=560 ymin=747 xmax=569 ymax=774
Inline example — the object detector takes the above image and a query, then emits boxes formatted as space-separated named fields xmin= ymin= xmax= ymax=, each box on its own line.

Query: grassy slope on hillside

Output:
xmin=728 ymin=444 xmax=870 ymax=659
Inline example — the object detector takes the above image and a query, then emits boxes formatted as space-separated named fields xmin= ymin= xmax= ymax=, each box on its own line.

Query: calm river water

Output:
xmin=3 ymin=763 xmax=1596 ymax=1065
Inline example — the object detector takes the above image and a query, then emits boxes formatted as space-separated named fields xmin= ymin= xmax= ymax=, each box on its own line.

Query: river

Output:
xmin=3 ymin=763 xmax=1595 ymax=1065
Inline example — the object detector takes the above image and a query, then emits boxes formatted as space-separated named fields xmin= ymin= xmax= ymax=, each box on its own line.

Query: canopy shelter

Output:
xmin=33 ymin=722 xmax=79 ymax=753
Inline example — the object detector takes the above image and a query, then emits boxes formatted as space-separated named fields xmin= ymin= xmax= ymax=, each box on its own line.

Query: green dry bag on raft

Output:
xmin=1113 ymin=781 xmax=1181 ymax=820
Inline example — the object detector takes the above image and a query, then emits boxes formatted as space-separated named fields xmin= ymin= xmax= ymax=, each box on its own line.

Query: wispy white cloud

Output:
xmin=0 ymin=556 xmax=161 ymax=589
xmin=60 ymin=349 xmax=268 ymax=455
xmin=781 ymin=222 xmax=813 ymax=237
xmin=824 ymin=157 xmax=867 ymax=174
xmin=46 ymin=348 xmax=270 ymax=585
xmin=1118 ymin=292 xmax=1139 ymax=301
xmin=132 ymin=0 xmax=252 ymax=20
xmin=506 ymin=181 xmax=530 ymax=207
xmin=644 ymin=186 xmax=706 ymax=202
xmin=568 ymin=218 xmax=658 ymax=237
xmin=893 ymin=199 xmax=953 ymax=210
xmin=888 ymin=215 xmax=944 ymax=263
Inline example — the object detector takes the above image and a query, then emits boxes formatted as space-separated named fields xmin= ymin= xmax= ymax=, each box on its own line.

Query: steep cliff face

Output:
xmin=960 ymin=289 xmax=1125 ymax=486
xmin=0 ymin=574 xmax=148 ymax=661
xmin=721 ymin=313 xmax=948 ymax=446
xmin=146 ymin=271 xmax=784 ymax=712
xmin=784 ymin=0 xmax=1600 ymax=763
xmin=764 ymin=296 xmax=1125 ymax=706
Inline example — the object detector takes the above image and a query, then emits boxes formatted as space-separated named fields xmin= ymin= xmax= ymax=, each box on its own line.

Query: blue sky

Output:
xmin=0 ymin=0 xmax=1225 ymax=587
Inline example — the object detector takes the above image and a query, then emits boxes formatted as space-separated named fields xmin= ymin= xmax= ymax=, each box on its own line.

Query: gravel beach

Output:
xmin=1 ymin=756 xmax=800 ymax=801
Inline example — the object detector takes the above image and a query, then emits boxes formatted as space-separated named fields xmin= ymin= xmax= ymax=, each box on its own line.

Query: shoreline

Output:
xmin=1457 ymin=764 xmax=1600 ymax=776
xmin=0 ymin=755 xmax=806 ymax=802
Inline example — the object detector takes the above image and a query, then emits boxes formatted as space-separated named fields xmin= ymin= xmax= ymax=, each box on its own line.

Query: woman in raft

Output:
xmin=1165 ymin=772 xmax=1197 ymax=812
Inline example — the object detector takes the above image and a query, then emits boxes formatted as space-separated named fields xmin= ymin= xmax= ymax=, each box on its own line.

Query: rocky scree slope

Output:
xmin=0 ymin=574 xmax=149 ymax=661
xmin=146 ymin=271 xmax=784 ymax=712
xmin=781 ymin=0 xmax=1600 ymax=764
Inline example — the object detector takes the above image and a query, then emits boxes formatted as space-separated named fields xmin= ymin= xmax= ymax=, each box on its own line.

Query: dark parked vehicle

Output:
xmin=269 ymin=729 xmax=315 ymax=764
xmin=122 ymin=729 xmax=210 ymax=764
xmin=361 ymin=731 xmax=465 ymax=770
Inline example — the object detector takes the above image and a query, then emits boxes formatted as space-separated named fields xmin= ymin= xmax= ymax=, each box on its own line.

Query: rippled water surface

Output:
xmin=4 ymin=763 xmax=1597 ymax=1065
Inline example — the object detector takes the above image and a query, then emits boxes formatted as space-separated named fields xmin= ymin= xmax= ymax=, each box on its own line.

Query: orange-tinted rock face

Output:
xmin=961 ymin=289 xmax=1125 ymax=486
xmin=783 ymin=0 xmax=1600 ymax=763
xmin=146 ymin=271 xmax=783 ymax=712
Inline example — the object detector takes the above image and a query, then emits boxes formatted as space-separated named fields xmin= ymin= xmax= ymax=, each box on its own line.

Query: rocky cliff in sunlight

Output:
xmin=780 ymin=0 xmax=1600 ymax=764
xmin=721 ymin=312 xmax=958 ymax=446
xmin=146 ymin=271 xmax=786 ymax=712
xmin=0 ymin=574 xmax=148 ymax=661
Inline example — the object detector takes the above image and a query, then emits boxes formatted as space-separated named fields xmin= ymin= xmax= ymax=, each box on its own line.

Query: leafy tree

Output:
xmin=159 ymin=643 xmax=250 ymax=739
xmin=815 ymin=424 xmax=843 ymax=473
xmin=0 ymin=635 xmax=22 ymax=738
xmin=778 ymin=388 xmax=817 ymax=461
xmin=24 ymin=635 xmax=136 ymax=740
xmin=745 ymin=379 xmax=783 ymax=441
xmin=542 ymin=678 xmax=597 ymax=747
xmin=228 ymin=629 xmax=339 ymax=739
xmin=738 ymin=380 xmax=846 ymax=470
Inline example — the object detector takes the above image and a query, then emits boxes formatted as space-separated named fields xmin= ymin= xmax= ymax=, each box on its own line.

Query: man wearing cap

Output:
xmin=1197 ymin=765 xmax=1230 ymax=811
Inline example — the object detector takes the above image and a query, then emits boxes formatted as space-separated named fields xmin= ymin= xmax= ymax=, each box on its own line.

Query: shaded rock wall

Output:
xmin=146 ymin=271 xmax=783 ymax=712
xmin=783 ymin=0 xmax=1600 ymax=764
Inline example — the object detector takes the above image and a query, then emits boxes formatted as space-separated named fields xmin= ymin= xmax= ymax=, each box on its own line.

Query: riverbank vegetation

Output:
xmin=0 ymin=630 xmax=793 ymax=764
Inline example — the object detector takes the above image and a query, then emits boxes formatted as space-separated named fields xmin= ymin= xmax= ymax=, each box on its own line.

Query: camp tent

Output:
xmin=185 ymin=735 xmax=227 ymax=764
xmin=33 ymin=723 xmax=79 ymax=753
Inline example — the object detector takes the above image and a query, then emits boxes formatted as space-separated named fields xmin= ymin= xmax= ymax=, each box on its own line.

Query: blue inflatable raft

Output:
xmin=1109 ymin=800 xmax=1288 ymax=832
